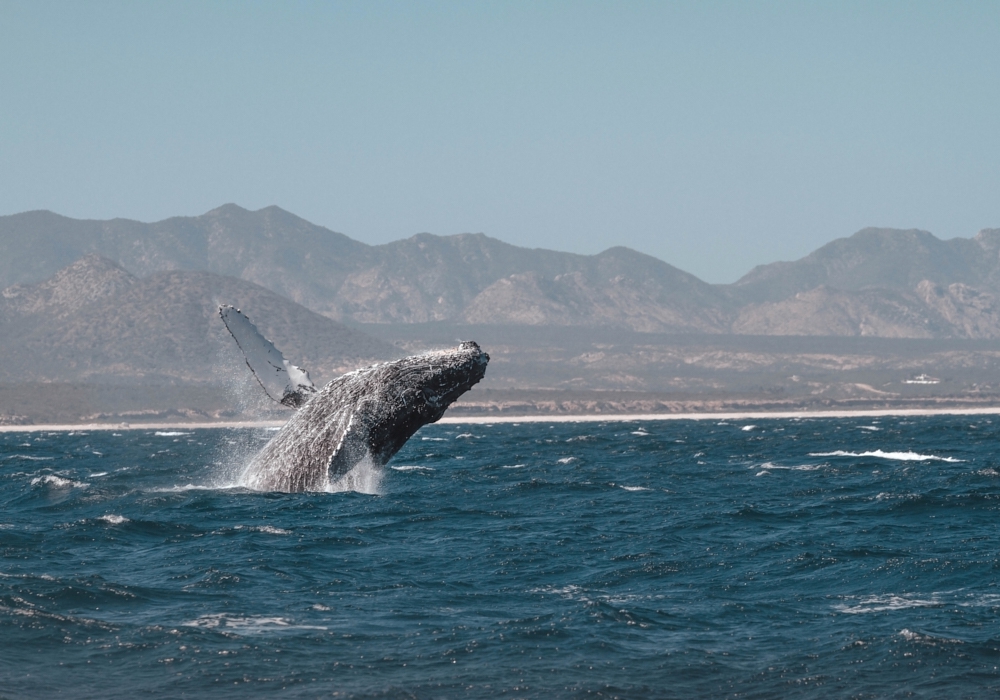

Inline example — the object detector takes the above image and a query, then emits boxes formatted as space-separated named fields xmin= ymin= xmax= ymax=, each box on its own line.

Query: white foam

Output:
xmin=620 ymin=485 xmax=650 ymax=491
xmin=147 ymin=483 xmax=242 ymax=493
xmin=455 ymin=433 xmax=475 ymax=439
xmin=810 ymin=450 xmax=962 ymax=462
xmin=30 ymin=475 xmax=87 ymax=489
xmin=899 ymin=628 xmax=963 ymax=644
xmin=741 ymin=425 xmax=757 ymax=431
xmin=390 ymin=465 xmax=434 ymax=471
xmin=557 ymin=457 xmax=576 ymax=464
xmin=326 ymin=454 xmax=382 ymax=495
xmin=755 ymin=461 xmax=821 ymax=471
xmin=154 ymin=431 xmax=191 ymax=437
xmin=420 ymin=437 xmax=447 ymax=441
xmin=181 ymin=614 xmax=326 ymax=634
xmin=4 ymin=455 xmax=55 ymax=461
xmin=98 ymin=514 xmax=129 ymax=525
xmin=234 ymin=524 xmax=292 ymax=535
xmin=501 ymin=464 xmax=526 ymax=469
xmin=835 ymin=594 xmax=942 ymax=614
xmin=631 ymin=430 xmax=649 ymax=436
xmin=858 ymin=426 xmax=881 ymax=431
xmin=88 ymin=472 xmax=108 ymax=477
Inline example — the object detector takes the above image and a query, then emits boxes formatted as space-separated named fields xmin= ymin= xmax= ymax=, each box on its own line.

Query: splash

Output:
xmin=214 ymin=427 xmax=279 ymax=486
xmin=326 ymin=452 xmax=383 ymax=495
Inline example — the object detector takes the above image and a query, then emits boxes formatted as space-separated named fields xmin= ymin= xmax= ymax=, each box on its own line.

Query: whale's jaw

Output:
xmin=239 ymin=342 xmax=489 ymax=493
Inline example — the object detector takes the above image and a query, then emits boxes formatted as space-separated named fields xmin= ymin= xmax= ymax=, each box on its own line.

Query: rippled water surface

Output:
xmin=3 ymin=416 xmax=1000 ymax=698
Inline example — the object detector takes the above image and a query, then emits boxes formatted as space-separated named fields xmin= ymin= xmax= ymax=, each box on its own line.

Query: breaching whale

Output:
xmin=220 ymin=306 xmax=489 ymax=492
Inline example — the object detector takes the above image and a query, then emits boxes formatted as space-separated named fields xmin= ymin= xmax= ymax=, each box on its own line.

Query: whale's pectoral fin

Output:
xmin=325 ymin=413 xmax=372 ymax=483
xmin=219 ymin=305 xmax=317 ymax=408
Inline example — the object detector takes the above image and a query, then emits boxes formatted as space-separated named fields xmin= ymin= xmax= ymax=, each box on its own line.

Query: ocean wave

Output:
xmin=557 ymin=457 xmax=576 ymax=464
xmin=30 ymin=475 xmax=88 ymax=489
xmin=154 ymin=431 xmax=191 ymax=437
xmin=98 ymin=514 xmax=129 ymax=525
xmin=181 ymin=614 xmax=326 ymax=634
xmin=755 ymin=461 xmax=821 ymax=471
xmin=3 ymin=455 xmax=55 ymax=461
xmin=741 ymin=425 xmax=757 ymax=431
xmin=899 ymin=628 xmax=963 ymax=645
xmin=631 ymin=430 xmax=650 ymax=436
xmin=619 ymin=485 xmax=650 ymax=491
xmin=390 ymin=465 xmax=435 ymax=471
xmin=834 ymin=594 xmax=942 ymax=614
xmin=146 ymin=483 xmax=242 ymax=493
xmin=233 ymin=524 xmax=292 ymax=535
xmin=809 ymin=450 xmax=962 ymax=462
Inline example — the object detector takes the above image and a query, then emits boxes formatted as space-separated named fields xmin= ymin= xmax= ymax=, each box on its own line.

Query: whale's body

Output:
xmin=239 ymin=341 xmax=489 ymax=492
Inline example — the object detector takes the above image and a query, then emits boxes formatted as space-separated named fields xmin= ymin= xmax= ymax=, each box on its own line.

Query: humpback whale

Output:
xmin=220 ymin=306 xmax=489 ymax=492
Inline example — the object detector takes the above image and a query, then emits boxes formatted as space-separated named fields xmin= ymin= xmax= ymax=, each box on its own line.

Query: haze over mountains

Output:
xmin=5 ymin=205 xmax=1000 ymax=422
xmin=3 ymin=205 xmax=1000 ymax=339
xmin=0 ymin=254 xmax=398 ymax=385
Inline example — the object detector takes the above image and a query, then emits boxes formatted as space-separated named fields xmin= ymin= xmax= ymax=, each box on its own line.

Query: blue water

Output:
xmin=2 ymin=416 xmax=1000 ymax=698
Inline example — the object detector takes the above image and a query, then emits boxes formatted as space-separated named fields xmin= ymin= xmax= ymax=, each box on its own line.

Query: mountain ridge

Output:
xmin=4 ymin=205 xmax=1000 ymax=337
xmin=0 ymin=254 xmax=399 ymax=386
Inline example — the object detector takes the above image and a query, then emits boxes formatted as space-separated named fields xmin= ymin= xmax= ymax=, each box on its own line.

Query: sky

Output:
xmin=2 ymin=1 xmax=999 ymax=283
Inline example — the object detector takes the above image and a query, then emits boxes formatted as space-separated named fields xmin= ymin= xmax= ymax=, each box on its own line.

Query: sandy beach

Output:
xmin=4 ymin=405 xmax=1000 ymax=432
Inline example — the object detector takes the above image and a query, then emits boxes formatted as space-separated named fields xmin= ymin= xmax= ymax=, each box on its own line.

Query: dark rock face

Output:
xmin=241 ymin=343 xmax=489 ymax=493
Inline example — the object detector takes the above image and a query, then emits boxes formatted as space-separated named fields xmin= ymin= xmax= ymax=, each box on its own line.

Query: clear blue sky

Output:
xmin=2 ymin=1 xmax=999 ymax=282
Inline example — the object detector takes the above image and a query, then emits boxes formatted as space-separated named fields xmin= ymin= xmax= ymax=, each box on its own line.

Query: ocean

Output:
xmin=2 ymin=415 xmax=999 ymax=698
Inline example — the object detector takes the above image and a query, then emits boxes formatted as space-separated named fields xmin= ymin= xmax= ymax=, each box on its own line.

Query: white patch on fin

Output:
xmin=219 ymin=305 xmax=317 ymax=407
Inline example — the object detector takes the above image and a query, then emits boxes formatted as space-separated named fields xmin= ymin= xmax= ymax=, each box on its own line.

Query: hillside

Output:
xmin=3 ymin=206 xmax=1000 ymax=338
xmin=0 ymin=206 xmax=726 ymax=330
xmin=0 ymin=255 xmax=399 ymax=385
xmin=732 ymin=227 xmax=1000 ymax=303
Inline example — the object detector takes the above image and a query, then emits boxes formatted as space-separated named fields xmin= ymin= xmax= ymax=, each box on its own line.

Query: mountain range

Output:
xmin=0 ymin=254 xmax=398 ymax=385
xmin=3 ymin=205 xmax=1000 ymax=338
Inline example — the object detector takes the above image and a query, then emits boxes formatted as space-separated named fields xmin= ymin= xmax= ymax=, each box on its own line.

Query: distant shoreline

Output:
xmin=4 ymin=405 xmax=1000 ymax=432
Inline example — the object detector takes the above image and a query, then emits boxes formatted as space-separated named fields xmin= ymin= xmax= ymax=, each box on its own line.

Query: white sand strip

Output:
xmin=0 ymin=420 xmax=286 ymax=433
xmin=438 ymin=406 xmax=1000 ymax=423
xmin=4 ymin=405 xmax=1000 ymax=432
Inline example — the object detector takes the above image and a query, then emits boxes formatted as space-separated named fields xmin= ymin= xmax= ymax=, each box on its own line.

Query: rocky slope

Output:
xmin=0 ymin=255 xmax=399 ymax=385
xmin=4 ymin=206 xmax=1000 ymax=337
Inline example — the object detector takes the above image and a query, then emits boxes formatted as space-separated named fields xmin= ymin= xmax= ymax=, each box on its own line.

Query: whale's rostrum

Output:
xmin=219 ymin=305 xmax=489 ymax=492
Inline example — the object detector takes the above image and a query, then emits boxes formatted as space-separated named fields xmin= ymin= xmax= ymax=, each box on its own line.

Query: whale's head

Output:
xmin=360 ymin=341 xmax=489 ymax=461
xmin=408 ymin=341 xmax=490 ymax=422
